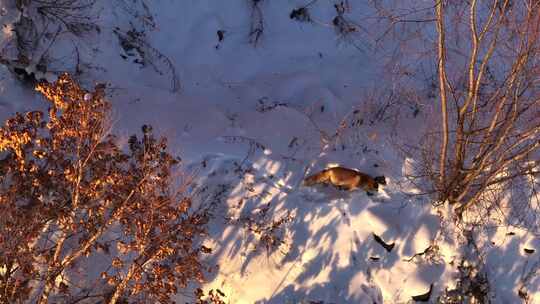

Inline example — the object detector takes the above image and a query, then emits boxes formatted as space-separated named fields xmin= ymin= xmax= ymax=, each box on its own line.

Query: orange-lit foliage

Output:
xmin=0 ymin=74 xmax=209 ymax=304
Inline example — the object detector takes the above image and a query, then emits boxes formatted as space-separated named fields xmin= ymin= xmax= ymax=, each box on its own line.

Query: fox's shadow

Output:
xmin=300 ymin=183 xmax=388 ymax=205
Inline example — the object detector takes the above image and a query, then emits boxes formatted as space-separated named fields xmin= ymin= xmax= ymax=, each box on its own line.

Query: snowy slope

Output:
xmin=1 ymin=1 xmax=538 ymax=303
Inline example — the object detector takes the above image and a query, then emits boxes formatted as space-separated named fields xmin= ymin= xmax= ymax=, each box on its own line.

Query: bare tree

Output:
xmin=410 ymin=0 xmax=540 ymax=229
xmin=368 ymin=0 xmax=540 ymax=229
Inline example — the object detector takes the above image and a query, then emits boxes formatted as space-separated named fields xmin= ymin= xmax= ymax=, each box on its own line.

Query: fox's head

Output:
xmin=374 ymin=176 xmax=386 ymax=186
xmin=367 ymin=176 xmax=386 ymax=192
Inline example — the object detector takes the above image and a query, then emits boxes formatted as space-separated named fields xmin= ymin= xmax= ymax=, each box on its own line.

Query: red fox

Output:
xmin=303 ymin=166 xmax=386 ymax=195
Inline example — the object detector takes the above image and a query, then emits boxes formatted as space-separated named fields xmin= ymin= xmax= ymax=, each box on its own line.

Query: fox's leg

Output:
xmin=337 ymin=183 xmax=355 ymax=191
xmin=361 ymin=184 xmax=375 ymax=196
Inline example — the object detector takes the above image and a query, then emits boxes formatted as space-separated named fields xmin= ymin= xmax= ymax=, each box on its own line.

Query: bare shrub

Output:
xmin=2 ymin=0 xmax=180 ymax=91
xmin=438 ymin=259 xmax=491 ymax=304
xmin=331 ymin=1 xmax=371 ymax=51
xmin=0 ymin=74 xmax=209 ymax=303
xmin=114 ymin=0 xmax=157 ymax=29
xmin=114 ymin=26 xmax=181 ymax=92
xmin=234 ymin=203 xmax=293 ymax=255
xmin=247 ymin=0 xmax=265 ymax=46
xmin=0 ymin=0 xmax=99 ymax=82
xmin=30 ymin=0 xmax=99 ymax=36
xmin=394 ymin=1 xmax=540 ymax=230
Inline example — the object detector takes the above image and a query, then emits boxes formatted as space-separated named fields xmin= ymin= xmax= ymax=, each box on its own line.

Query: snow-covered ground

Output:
xmin=1 ymin=1 xmax=538 ymax=303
